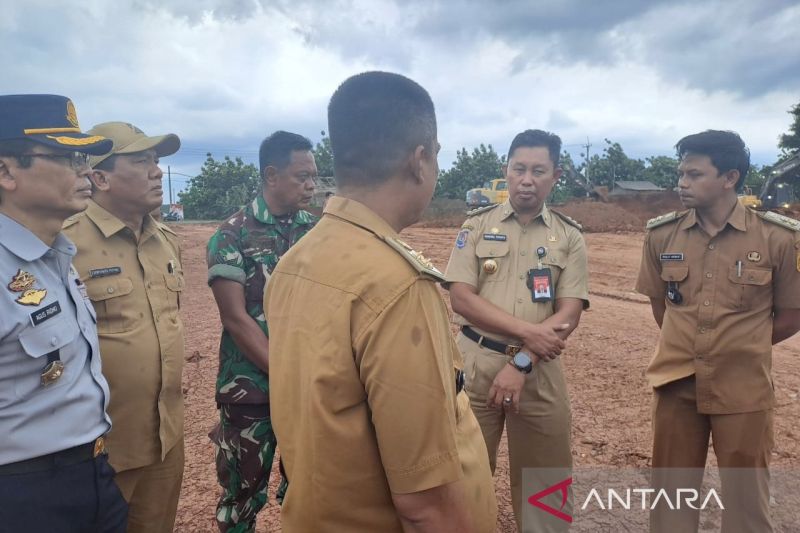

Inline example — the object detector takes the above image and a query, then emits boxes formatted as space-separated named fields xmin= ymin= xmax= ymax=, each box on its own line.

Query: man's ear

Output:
xmin=0 ymin=157 xmax=17 ymax=194
xmin=89 ymin=169 xmax=112 ymax=192
xmin=553 ymin=167 xmax=563 ymax=183
xmin=409 ymin=145 xmax=427 ymax=184
xmin=263 ymin=166 xmax=280 ymax=188
xmin=722 ymin=169 xmax=740 ymax=191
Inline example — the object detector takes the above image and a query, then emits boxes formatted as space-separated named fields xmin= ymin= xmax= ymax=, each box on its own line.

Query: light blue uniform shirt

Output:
xmin=0 ymin=213 xmax=111 ymax=464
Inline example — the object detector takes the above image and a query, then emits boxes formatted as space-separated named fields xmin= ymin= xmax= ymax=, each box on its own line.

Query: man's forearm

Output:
xmin=540 ymin=299 xmax=583 ymax=340
xmin=223 ymin=317 xmax=270 ymax=373
xmin=772 ymin=309 xmax=800 ymax=345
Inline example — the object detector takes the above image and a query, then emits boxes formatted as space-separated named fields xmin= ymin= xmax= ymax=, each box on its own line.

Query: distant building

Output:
xmin=609 ymin=180 xmax=665 ymax=197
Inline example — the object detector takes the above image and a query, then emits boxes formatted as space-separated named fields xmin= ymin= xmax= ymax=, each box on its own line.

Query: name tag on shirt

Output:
xmin=30 ymin=301 xmax=61 ymax=326
xmin=660 ymin=253 xmax=684 ymax=261
xmin=89 ymin=267 xmax=121 ymax=278
xmin=483 ymin=233 xmax=507 ymax=241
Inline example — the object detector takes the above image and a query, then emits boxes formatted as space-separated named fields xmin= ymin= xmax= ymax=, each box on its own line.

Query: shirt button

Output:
xmin=522 ymin=229 xmax=527 ymax=234
xmin=708 ymin=244 xmax=715 ymax=250
xmin=517 ymin=297 xmax=523 ymax=303
xmin=705 ymin=272 xmax=713 ymax=278
xmin=519 ymin=274 xmax=525 ymax=280
xmin=50 ymin=336 xmax=58 ymax=346
xmin=699 ymin=327 xmax=706 ymax=333
xmin=107 ymin=287 xmax=115 ymax=294
xmin=521 ymin=250 xmax=527 ymax=256
xmin=703 ymin=300 xmax=711 ymax=306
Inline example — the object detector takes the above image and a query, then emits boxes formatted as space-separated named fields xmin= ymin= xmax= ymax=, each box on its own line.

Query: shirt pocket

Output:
xmin=84 ymin=277 xmax=135 ymax=334
xmin=16 ymin=316 xmax=75 ymax=398
xmin=727 ymin=266 xmax=772 ymax=310
xmin=475 ymin=240 xmax=511 ymax=282
xmin=542 ymin=251 xmax=567 ymax=288
xmin=164 ymin=271 xmax=185 ymax=311
xmin=659 ymin=265 xmax=689 ymax=306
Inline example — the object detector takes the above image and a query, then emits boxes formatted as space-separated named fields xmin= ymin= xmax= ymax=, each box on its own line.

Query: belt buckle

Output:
xmin=505 ymin=344 xmax=521 ymax=356
xmin=93 ymin=436 xmax=106 ymax=458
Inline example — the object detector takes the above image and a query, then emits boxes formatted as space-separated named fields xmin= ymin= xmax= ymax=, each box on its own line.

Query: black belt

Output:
xmin=0 ymin=437 xmax=106 ymax=476
xmin=461 ymin=326 xmax=522 ymax=356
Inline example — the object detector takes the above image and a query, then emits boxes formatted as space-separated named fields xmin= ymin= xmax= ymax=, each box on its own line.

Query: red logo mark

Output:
xmin=527 ymin=477 xmax=573 ymax=523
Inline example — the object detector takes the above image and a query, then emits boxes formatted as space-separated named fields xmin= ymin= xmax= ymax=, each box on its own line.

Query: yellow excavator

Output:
xmin=759 ymin=153 xmax=800 ymax=217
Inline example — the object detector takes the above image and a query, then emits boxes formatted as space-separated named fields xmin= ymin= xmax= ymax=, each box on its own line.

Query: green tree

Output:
xmin=313 ymin=131 xmax=334 ymax=176
xmin=549 ymin=151 xmax=586 ymax=203
xmin=584 ymin=139 xmax=646 ymax=188
xmin=642 ymin=155 xmax=680 ymax=189
xmin=779 ymin=102 xmax=800 ymax=155
xmin=179 ymin=153 xmax=260 ymax=219
xmin=436 ymin=144 xmax=505 ymax=200
xmin=742 ymin=164 xmax=767 ymax=195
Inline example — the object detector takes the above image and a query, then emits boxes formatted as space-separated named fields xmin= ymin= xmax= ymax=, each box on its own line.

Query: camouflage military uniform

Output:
xmin=207 ymin=195 xmax=316 ymax=533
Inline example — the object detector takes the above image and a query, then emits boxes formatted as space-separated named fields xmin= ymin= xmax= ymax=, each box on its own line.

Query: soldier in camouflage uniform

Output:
xmin=207 ymin=131 xmax=318 ymax=533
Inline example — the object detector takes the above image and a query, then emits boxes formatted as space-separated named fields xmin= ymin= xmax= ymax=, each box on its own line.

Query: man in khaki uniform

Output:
xmin=446 ymin=129 xmax=589 ymax=532
xmin=265 ymin=71 xmax=497 ymax=533
xmin=63 ymin=122 xmax=185 ymax=533
xmin=636 ymin=130 xmax=800 ymax=533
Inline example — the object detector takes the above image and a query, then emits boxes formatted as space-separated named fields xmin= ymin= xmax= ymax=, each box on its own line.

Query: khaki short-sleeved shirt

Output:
xmin=64 ymin=200 xmax=185 ymax=471
xmin=445 ymin=201 xmax=590 ymax=342
xmin=635 ymin=203 xmax=800 ymax=414
xmin=265 ymin=197 xmax=497 ymax=533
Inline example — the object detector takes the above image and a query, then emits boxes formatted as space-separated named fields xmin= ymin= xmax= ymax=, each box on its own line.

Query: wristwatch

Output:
xmin=509 ymin=351 xmax=533 ymax=374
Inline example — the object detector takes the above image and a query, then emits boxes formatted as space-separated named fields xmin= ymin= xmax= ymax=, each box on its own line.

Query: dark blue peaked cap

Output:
xmin=0 ymin=94 xmax=112 ymax=155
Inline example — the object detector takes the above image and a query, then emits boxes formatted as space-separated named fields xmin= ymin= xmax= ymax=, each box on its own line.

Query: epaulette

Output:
xmin=645 ymin=211 xmax=688 ymax=230
xmin=466 ymin=204 xmax=501 ymax=217
xmin=757 ymin=210 xmax=800 ymax=231
xmin=550 ymin=209 xmax=583 ymax=232
xmin=382 ymin=236 xmax=446 ymax=282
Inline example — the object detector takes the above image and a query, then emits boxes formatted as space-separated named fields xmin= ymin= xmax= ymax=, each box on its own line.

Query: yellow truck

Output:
xmin=465 ymin=179 xmax=508 ymax=208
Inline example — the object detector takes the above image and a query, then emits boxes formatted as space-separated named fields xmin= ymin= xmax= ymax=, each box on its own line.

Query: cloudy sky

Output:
xmin=3 ymin=0 xmax=799 ymax=196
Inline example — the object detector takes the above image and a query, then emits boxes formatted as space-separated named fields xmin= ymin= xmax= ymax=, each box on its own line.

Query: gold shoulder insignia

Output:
xmin=383 ymin=237 xmax=446 ymax=282
xmin=550 ymin=209 xmax=583 ymax=232
xmin=466 ymin=204 xmax=500 ymax=217
xmin=645 ymin=211 xmax=687 ymax=230
xmin=757 ymin=211 xmax=800 ymax=232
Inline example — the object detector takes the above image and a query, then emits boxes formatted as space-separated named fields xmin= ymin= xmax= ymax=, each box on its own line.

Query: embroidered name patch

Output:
xmin=89 ymin=267 xmax=122 ymax=278
xmin=660 ymin=253 xmax=684 ymax=261
xmin=30 ymin=301 xmax=61 ymax=326
xmin=483 ymin=233 xmax=507 ymax=241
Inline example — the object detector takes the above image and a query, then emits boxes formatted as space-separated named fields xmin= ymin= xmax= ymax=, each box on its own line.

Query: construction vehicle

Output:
xmin=738 ymin=186 xmax=762 ymax=209
xmin=465 ymin=179 xmax=508 ymax=208
xmin=759 ymin=153 xmax=800 ymax=217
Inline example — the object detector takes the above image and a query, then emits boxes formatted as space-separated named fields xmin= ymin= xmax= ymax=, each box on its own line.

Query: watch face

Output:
xmin=514 ymin=352 xmax=532 ymax=368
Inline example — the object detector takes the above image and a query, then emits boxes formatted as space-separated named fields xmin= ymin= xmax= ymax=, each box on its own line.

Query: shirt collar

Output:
xmin=679 ymin=201 xmax=747 ymax=232
xmin=85 ymin=200 xmax=160 ymax=242
xmin=323 ymin=196 xmax=399 ymax=238
xmin=251 ymin=195 xmax=316 ymax=226
xmin=498 ymin=199 xmax=552 ymax=227
xmin=0 ymin=213 xmax=76 ymax=261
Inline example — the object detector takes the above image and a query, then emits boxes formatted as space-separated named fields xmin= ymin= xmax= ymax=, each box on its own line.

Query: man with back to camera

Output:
xmin=636 ymin=130 xmax=800 ymax=532
xmin=445 ymin=129 xmax=589 ymax=532
xmin=265 ymin=71 xmax=497 ymax=533
xmin=0 ymin=94 xmax=128 ymax=532
xmin=207 ymin=130 xmax=317 ymax=532
xmin=62 ymin=121 xmax=185 ymax=533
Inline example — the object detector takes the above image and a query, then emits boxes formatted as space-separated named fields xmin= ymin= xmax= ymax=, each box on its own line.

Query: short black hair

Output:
xmin=0 ymin=139 xmax=38 ymax=168
xmin=328 ymin=71 xmax=436 ymax=186
xmin=93 ymin=155 xmax=117 ymax=172
xmin=676 ymin=130 xmax=750 ymax=192
xmin=507 ymin=129 xmax=562 ymax=166
xmin=259 ymin=131 xmax=313 ymax=177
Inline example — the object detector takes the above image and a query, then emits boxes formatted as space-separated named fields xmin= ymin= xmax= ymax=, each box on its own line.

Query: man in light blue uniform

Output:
xmin=0 ymin=94 xmax=128 ymax=532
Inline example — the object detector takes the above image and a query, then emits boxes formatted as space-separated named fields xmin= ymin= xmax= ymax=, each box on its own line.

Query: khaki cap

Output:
xmin=87 ymin=121 xmax=180 ymax=167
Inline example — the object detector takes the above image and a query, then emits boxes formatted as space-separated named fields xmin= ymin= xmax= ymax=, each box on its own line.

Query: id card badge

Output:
xmin=527 ymin=268 xmax=553 ymax=302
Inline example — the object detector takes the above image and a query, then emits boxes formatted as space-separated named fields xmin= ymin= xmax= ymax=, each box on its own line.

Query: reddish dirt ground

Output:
xmin=173 ymin=222 xmax=800 ymax=532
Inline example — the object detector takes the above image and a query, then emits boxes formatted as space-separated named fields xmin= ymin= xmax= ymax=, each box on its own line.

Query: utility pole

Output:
xmin=583 ymin=137 xmax=592 ymax=186
xmin=168 ymin=165 xmax=173 ymax=205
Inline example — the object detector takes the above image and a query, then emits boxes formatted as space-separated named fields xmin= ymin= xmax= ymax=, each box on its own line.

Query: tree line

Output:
xmin=179 ymin=104 xmax=800 ymax=219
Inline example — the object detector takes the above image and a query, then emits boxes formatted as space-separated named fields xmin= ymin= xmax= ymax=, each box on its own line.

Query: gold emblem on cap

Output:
xmin=41 ymin=360 xmax=65 ymax=386
xmin=8 ymin=269 xmax=47 ymax=306
xmin=483 ymin=259 xmax=498 ymax=274
xmin=490 ymin=227 xmax=500 ymax=234
xmin=747 ymin=251 xmax=761 ymax=262
xmin=46 ymin=134 xmax=105 ymax=146
xmin=66 ymin=100 xmax=79 ymax=128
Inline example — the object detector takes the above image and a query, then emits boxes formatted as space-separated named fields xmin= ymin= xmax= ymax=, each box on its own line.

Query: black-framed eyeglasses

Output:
xmin=19 ymin=152 xmax=91 ymax=170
